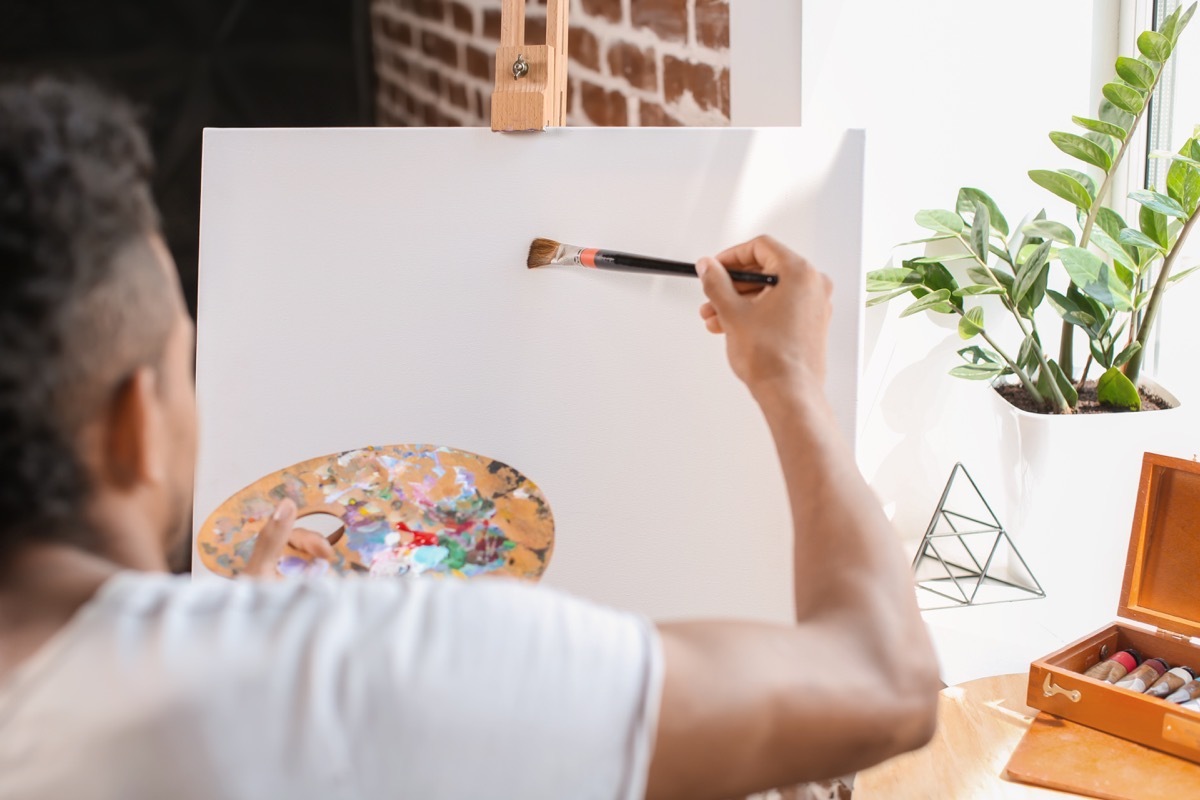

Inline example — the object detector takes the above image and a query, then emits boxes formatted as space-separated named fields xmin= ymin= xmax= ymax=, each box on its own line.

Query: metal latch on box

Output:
xmin=1043 ymin=674 xmax=1082 ymax=703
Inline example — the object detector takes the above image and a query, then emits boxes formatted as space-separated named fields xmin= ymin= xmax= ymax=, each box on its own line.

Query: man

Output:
xmin=0 ymin=79 xmax=939 ymax=799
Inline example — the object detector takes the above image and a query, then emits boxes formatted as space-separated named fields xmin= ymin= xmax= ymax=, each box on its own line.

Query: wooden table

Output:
xmin=855 ymin=673 xmax=1080 ymax=798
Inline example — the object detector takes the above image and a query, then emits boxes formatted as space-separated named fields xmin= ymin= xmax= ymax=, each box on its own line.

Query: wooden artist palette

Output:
xmin=196 ymin=445 xmax=554 ymax=581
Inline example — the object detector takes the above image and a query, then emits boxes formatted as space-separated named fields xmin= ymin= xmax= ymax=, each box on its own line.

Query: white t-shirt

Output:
xmin=0 ymin=572 xmax=663 ymax=799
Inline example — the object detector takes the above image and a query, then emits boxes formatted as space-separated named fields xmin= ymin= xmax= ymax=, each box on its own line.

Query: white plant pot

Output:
xmin=984 ymin=377 xmax=1188 ymax=625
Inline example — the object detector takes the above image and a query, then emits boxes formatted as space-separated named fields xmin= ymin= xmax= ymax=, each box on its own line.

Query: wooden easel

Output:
xmin=490 ymin=0 xmax=569 ymax=132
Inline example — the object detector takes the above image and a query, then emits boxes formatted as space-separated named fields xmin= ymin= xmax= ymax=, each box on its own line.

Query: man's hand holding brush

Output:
xmin=696 ymin=235 xmax=832 ymax=393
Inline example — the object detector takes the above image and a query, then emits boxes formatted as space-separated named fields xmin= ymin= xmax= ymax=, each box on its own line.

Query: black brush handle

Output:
xmin=596 ymin=251 xmax=779 ymax=286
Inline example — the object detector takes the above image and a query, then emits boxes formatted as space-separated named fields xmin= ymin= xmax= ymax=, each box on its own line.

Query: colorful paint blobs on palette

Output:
xmin=197 ymin=445 xmax=554 ymax=581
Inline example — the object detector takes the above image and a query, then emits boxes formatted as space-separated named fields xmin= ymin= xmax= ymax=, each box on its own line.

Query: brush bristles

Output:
xmin=527 ymin=238 xmax=561 ymax=269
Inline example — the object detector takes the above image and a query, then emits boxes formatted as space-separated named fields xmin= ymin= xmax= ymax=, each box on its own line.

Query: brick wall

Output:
xmin=371 ymin=0 xmax=730 ymax=127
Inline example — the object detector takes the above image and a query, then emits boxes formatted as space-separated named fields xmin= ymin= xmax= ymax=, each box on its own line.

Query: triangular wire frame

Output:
xmin=912 ymin=463 xmax=1045 ymax=608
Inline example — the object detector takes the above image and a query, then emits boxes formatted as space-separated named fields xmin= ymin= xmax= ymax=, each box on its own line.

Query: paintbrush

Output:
xmin=527 ymin=238 xmax=779 ymax=286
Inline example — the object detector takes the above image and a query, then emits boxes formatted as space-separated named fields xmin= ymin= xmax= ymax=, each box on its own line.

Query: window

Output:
xmin=1136 ymin=0 xmax=1198 ymax=397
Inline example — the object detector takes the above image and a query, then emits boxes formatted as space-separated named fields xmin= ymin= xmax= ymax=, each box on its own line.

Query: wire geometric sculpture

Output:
xmin=912 ymin=463 xmax=1045 ymax=608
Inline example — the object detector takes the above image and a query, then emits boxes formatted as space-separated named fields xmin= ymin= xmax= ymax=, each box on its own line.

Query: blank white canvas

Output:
xmin=194 ymin=127 xmax=864 ymax=622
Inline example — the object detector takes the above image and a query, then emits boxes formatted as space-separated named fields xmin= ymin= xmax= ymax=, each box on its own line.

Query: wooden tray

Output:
xmin=1006 ymin=711 xmax=1200 ymax=799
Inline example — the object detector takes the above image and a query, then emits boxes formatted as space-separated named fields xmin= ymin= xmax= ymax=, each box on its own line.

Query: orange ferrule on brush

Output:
xmin=580 ymin=248 xmax=599 ymax=268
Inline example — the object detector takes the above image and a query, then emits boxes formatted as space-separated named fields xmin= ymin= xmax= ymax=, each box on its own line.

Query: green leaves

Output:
xmin=866 ymin=287 xmax=914 ymax=307
xmin=1092 ymin=207 xmax=1141 ymax=271
xmin=968 ymin=266 xmax=1013 ymax=293
xmin=1115 ymin=56 xmax=1155 ymax=90
xmin=1168 ymin=264 xmax=1200 ymax=287
xmin=957 ymin=188 xmax=1009 ymax=236
xmin=909 ymin=254 xmax=975 ymax=264
xmin=866 ymin=258 xmax=973 ymax=317
xmin=1114 ymin=342 xmax=1142 ymax=369
xmin=866 ymin=267 xmax=920 ymax=292
xmin=958 ymin=307 xmax=985 ymax=340
xmin=865 ymin=266 xmax=924 ymax=307
xmin=951 ymin=346 xmax=1006 ymax=380
xmin=1018 ymin=333 xmax=1040 ymax=373
xmin=954 ymin=284 xmax=1006 ymax=297
xmin=1097 ymin=367 xmax=1141 ymax=411
xmin=1071 ymin=115 xmax=1128 ymax=140
xmin=1130 ymin=189 xmax=1188 ymax=219
xmin=959 ymin=346 xmax=1001 ymax=366
xmin=1162 ymin=2 xmax=1198 ymax=44
xmin=869 ymin=0 xmax=1198 ymax=411
xmin=1029 ymin=169 xmax=1093 ymax=211
xmin=874 ymin=0 xmax=1198 ymax=409
xmin=901 ymin=289 xmax=955 ymax=317
xmin=1154 ymin=150 xmax=1200 ymax=169
xmin=1099 ymin=101 xmax=1136 ymax=133
xmin=1166 ymin=138 xmax=1200 ymax=216
xmin=1141 ymin=203 xmax=1170 ymax=249
xmin=1014 ymin=240 xmax=1053 ymax=310
xmin=914 ymin=209 xmax=964 ymax=235
xmin=1046 ymin=360 xmax=1079 ymax=409
xmin=1063 ymin=169 xmax=1098 ymax=199
xmin=1049 ymin=131 xmax=1113 ymax=171
xmin=1103 ymin=82 xmax=1145 ymax=114
xmin=970 ymin=202 xmax=990 ymax=261
xmin=914 ymin=261 xmax=963 ymax=310
xmin=1119 ymin=228 xmax=1168 ymax=255
xmin=1059 ymin=247 xmax=1133 ymax=310
xmin=1137 ymin=30 xmax=1173 ymax=62
xmin=1022 ymin=219 xmax=1077 ymax=246
xmin=1169 ymin=161 xmax=1200 ymax=215
xmin=950 ymin=364 xmax=1006 ymax=380
xmin=1047 ymin=289 xmax=1098 ymax=329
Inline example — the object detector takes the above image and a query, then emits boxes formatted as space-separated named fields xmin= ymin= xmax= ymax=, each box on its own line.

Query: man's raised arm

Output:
xmin=647 ymin=237 xmax=940 ymax=800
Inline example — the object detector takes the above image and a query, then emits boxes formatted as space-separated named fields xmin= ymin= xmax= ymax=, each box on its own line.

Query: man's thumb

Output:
xmin=245 ymin=498 xmax=296 ymax=578
xmin=696 ymin=257 xmax=740 ymax=312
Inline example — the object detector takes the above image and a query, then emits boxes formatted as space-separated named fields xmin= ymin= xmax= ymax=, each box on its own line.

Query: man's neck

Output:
xmin=0 ymin=495 xmax=172 ymax=681
xmin=0 ymin=543 xmax=123 ymax=680
xmin=85 ymin=491 xmax=173 ymax=573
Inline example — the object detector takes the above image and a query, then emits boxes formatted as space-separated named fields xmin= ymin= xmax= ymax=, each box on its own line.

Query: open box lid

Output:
xmin=1120 ymin=453 xmax=1200 ymax=638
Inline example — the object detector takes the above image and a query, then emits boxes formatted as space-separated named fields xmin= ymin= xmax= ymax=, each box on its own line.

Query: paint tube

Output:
xmin=1083 ymin=650 xmax=1141 ymax=683
xmin=1165 ymin=679 xmax=1200 ymax=704
xmin=1115 ymin=658 xmax=1169 ymax=693
xmin=1146 ymin=667 xmax=1196 ymax=698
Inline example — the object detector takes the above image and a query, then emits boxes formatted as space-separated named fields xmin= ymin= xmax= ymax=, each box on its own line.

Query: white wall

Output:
xmin=801 ymin=0 xmax=1123 ymax=547
xmin=729 ymin=0 xmax=804 ymax=126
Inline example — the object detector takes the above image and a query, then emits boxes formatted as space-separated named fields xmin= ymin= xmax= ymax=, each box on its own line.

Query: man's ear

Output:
xmin=102 ymin=366 xmax=165 ymax=489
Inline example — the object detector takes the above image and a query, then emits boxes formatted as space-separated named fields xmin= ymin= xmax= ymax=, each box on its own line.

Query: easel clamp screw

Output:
xmin=490 ymin=0 xmax=568 ymax=131
xmin=513 ymin=54 xmax=529 ymax=81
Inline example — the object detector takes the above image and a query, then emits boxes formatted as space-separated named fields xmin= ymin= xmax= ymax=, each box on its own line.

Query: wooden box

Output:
xmin=1028 ymin=452 xmax=1200 ymax=763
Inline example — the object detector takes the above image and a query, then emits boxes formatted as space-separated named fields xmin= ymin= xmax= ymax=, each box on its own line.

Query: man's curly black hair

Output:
xmin=0 ymin=77 xmax=170 ymax=551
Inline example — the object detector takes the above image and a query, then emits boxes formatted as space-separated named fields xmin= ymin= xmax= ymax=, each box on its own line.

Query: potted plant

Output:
xmin=866 ymin=4 xmax=1198 ymax=603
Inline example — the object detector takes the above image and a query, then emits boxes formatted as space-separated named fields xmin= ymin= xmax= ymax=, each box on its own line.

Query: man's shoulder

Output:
xmin=97 ymin=570 xmax=592 ymax=629
xmin=92 ymin=570 xmax=655 ymax=673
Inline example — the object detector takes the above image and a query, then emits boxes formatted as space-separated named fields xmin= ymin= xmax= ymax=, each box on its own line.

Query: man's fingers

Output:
xmin=696 ymin=257 xmax=743 ymax=318
xmin=699 ymin=302 xmax=724 ymax=333
xmin=244 ymin=498 xmax=297 ymax=578
xmin=289 ymin=528 xmax=337 ymax=561
xmin=714 ymin=235 xmax=788 ymax=275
